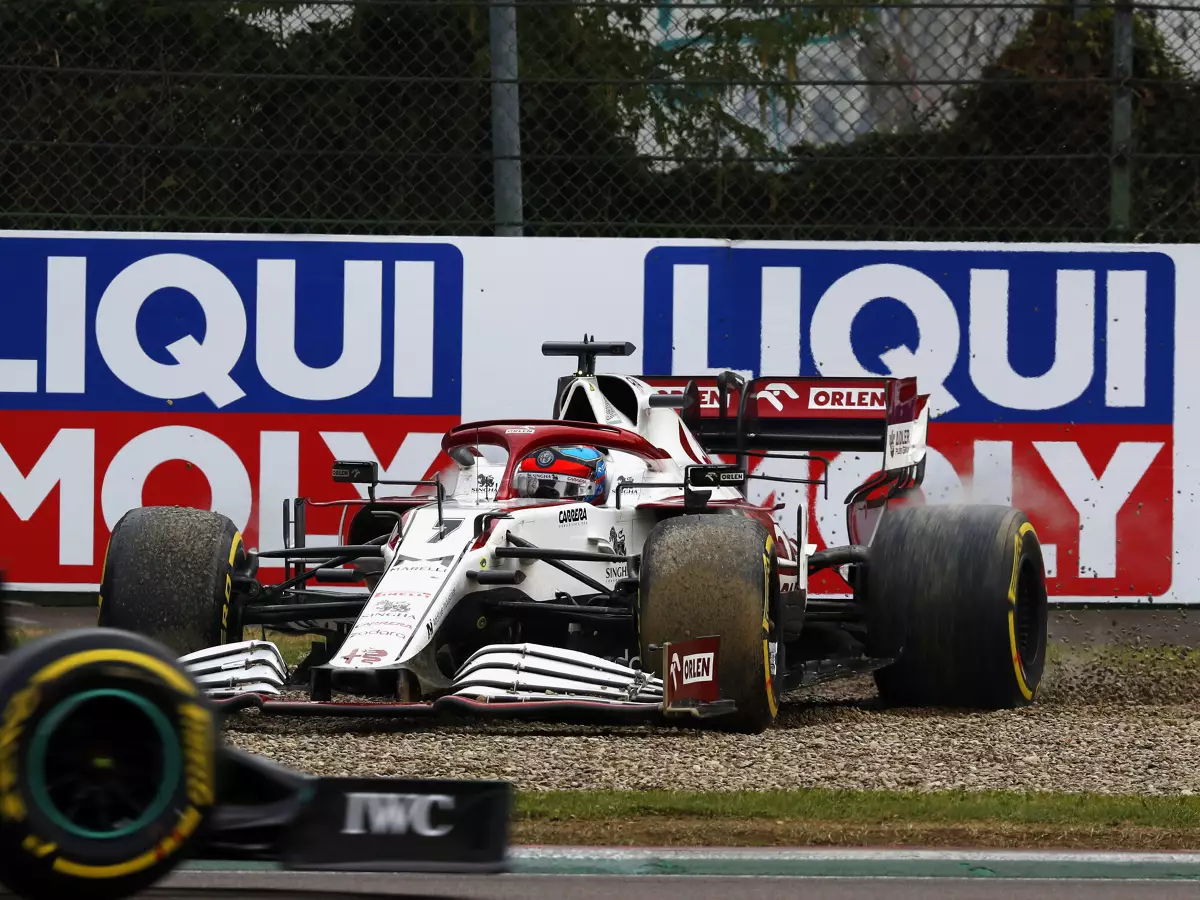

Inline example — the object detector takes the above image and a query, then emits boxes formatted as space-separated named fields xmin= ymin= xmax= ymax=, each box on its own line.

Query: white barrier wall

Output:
xmin=0 ymin=232 xmax=1194 ymax=604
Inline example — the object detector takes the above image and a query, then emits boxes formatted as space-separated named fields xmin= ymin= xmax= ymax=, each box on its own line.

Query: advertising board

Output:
xmin=0 ymin=233 xmax=1194 ymax=605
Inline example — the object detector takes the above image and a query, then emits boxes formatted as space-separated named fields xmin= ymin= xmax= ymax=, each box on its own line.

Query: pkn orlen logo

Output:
xmin=642 ymin=246 xmax=1176 ymax=600
xmin=0 ymin=237 xmax=464 ymax=584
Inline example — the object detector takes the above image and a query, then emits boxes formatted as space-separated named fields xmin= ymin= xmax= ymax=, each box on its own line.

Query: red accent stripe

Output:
xmin=678 ymin=423 xmax=704 ymax=464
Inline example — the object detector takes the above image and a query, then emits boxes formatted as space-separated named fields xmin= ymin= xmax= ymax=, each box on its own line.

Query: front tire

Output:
xmin=98 ymin=506 xmax=246 ymax=657
xmin=0 ymin=628 xmax=217 ymax=900
xmin=864 ymin=504 xmax=1049 ymax=708
xmin=637 ymin=514 xmax=781 ymax=733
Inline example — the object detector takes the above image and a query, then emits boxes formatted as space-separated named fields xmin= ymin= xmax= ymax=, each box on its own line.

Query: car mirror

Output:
xmin=331 ymin=460 xmax=379 ymax=485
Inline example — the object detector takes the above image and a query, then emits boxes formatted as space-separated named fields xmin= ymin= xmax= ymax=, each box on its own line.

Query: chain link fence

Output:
xmin=0 ymin=0 xmax=1197 ymax=240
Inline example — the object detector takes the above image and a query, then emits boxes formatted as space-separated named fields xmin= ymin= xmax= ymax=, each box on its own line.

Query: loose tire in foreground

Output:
xmin=864 ymin=504 xmax=1049 ymax=709
xmin=0 ymin=628 xmax=218 ymax=900
xmin=98 ymin=506 xmax=246 ymax=657
xmin=637 ymin=514 xmax=780 ymax=734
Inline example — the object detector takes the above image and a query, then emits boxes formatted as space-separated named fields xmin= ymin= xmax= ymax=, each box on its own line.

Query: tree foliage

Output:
xmin=0 ymin=0 xmax=1196 ymax=239
xmin=630 ymin=3 xmax=1200 ymax=240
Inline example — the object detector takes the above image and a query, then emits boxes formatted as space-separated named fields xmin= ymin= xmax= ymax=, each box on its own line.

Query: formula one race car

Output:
xmin=0 ymin=584 xmax=511 ymax=900
xmin=96 ymin=338 xmax=1049 ymax=733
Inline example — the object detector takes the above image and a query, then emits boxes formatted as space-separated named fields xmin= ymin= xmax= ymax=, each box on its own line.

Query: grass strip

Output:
xmin=507 ymin=818 xmax=1200 ymax=850
xmin=515 ymin=789 xmax=1200 ymax=830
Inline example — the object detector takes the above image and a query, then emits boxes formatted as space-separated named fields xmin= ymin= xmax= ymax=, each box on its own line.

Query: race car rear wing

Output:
xmin=537 ymin=340 xmax=929 ymax=548
xmin=646 ymin=371 xmax=930 ymax=549
xmin=642 ymin=373 xmax=929 ymax=470
xmin=535 ymin=337 xmax=929 ymax=469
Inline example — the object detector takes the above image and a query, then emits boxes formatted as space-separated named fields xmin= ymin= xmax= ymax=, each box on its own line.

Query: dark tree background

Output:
xmin=0 ymin=0 xmax=1196 ymax=239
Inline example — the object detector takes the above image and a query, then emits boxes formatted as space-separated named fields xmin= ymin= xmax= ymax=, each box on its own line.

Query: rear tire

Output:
xmin=864 ymin=504 xmax=1048 ymax=708
xmin=0 ymin=628 xmax=217 ymax=900
xmin=98 ymin=506 xmax=246 ymax=657
xmin=637 ymin=514 xmax=780 ymax=734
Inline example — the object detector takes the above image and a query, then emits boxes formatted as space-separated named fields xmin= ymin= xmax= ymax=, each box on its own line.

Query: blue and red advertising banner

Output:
xmin=643 ymin=246 xmax=1177 ymax=599
xmin=0 ymin=232 xmax=1192 ymax=604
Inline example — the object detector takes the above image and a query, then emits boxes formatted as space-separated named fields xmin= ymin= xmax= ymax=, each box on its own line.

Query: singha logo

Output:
xmin=609 ymin=527 xmax=626 ymax=556
xmin=475 ymin=473 xmax=497 ymax=500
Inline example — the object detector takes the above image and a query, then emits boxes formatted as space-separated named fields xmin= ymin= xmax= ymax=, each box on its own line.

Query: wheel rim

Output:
xmin=28 ymin=688 xmax=180 ymax=840
xmin=1013 ymin=557 xmax=1046 ymax=675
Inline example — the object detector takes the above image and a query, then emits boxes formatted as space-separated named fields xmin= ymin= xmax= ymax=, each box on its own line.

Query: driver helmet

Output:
xmin=513 ymin=445 xmax=610 ymax=505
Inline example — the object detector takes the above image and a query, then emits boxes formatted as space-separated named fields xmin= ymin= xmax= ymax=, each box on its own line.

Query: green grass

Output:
xmin=515 ymin=789 xmax=1200 ymax=829
xmin=241 ymin=629 xmax=323 ymax=667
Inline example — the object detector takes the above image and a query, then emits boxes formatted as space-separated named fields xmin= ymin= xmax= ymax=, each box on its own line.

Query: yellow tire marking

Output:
xmin=22 ymin=835 xmax=56 ymax=857
xmin=0 ymin=684 xmax=38 ymax=823
xmin=11 ymin=651 xmax=208 ymax=879
xmin=1007 ymin=521 xmax=1037 ymax=701
xmin=97 ymin=543 xmax=109 ymax=620
xmin=221 ymin=531 xmax=243 ymax=644
xmin=52 ymin=807 xmax=202 ymax=879
xmin=761 ymin=547 xmax=778 ymax=719
xmin=179 ymin=702 xmax=214 ymax=806
xmin=31 ymin=650 xmax=197 ymax=698
xmin=1 ymin=792 xmax=26 ymax=822
xmin=761 ymin=640 xmax=778 ymax=718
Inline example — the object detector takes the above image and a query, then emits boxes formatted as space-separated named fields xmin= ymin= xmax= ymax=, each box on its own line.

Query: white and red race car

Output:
xmin=98 ymin=338 xmax=1049 ymax=733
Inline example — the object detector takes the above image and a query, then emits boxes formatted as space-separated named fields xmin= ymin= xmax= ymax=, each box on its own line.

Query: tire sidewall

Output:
xmin=866 ymin=505 xmax=1050 ymax=708
xmin=98 ymin=507 xmax=246 ymax=653
xmin=0 ymin=630 xmax=217 ymax=900
xmin=1003 ymin=518 xmax=1048 ymax=703
xmin=638 ymin=514 xmax=779 ymax=733
xmin=217 ymin=518 xmax=246 ymax=646
xmin=759 ymin=532 xmax=782 ymax=726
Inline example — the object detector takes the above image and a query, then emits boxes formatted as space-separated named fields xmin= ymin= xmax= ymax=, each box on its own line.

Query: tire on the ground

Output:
xmin=637 ymin=514 xmax=780 ymax=734
xmin=98 ymin=506 xmax=246 ymax=657
xmin=0 ymin=628 xmax=218 ymax=900
xmin=864 ymin=504 xmax=1049 ymax=709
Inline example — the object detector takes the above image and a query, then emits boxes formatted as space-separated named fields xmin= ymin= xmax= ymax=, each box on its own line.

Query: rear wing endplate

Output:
xmin=643 ymin=374 xmax=929 ymax=474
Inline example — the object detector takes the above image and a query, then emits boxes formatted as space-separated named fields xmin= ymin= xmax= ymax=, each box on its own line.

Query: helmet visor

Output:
xmin=513 ymin=471 xmax=592 ymax=500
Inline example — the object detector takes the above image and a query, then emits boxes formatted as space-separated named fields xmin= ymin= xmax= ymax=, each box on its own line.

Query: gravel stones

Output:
xmin=224 ymin=644 xmax=1200 ymax=795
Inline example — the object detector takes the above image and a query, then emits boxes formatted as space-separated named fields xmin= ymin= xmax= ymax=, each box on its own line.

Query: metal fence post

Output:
xmin=489 ymin=0 xmax=524 ymax=236
xmin=1110 ymin=0 xmax=1134 ymax=239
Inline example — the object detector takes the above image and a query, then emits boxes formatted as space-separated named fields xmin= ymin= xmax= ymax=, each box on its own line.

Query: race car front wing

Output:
xmin=181 ymin=640 xmax=290 ymax=695
xmin=180 ymin=638 xmax=735 ymax=722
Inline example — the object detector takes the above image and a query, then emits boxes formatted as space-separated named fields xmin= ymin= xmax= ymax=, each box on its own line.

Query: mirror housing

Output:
xmin=332 ymin=460 xmax=379 ymax=485
xmin=648 ymin=393 xmax=693 ymax=409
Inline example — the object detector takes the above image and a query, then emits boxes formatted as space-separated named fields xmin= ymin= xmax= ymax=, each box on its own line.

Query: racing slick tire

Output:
xmin=637 ymin=514 xmax=781 ymax=734
xmin=864 ymin=504 xmax=1049 ymax=709
xmin=0 ymin=628 xmax=218 ymax=900
xmin=98 ymin=506 xmax=247 ymax=657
